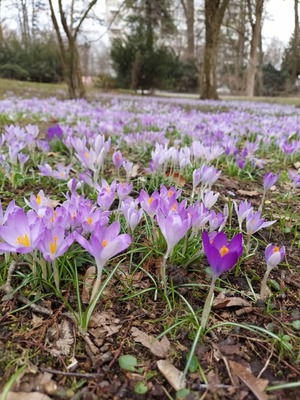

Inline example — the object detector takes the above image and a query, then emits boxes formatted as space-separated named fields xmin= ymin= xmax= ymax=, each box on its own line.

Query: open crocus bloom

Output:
xmin=202 ymin=230 xmax=243 ymax=278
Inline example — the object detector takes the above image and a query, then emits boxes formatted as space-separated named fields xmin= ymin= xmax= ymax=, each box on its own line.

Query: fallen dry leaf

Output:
xmin=166 ymin=171 xmax=186 ymax=186
xmin=31 ymin=314 xmax=44 ymax=329
xmin=157 ymin=360 xmax=186 ymax=391
xmin=237 ymin=189 xmax=259 ymax=197
xmin=131 ymin=327 xmax=170 ymax=358
xmin=89 ymin=311 xmax=121 ymax=337
xmin=213 ymin=292 xmax=251 ymax=309
xmin=229 ymin=360 xmax=269 ymax=400
xmin=46 ymin=320 xmax=74 ymax=356
xmin=7 ymin=393 xmax=52 ymax=400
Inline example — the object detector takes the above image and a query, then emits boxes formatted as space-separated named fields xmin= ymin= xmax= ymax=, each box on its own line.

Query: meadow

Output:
xmin=0 ymin=81 xmax=299 ymax=400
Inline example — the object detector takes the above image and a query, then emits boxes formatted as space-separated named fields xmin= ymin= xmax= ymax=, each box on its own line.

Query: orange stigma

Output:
xmin=219 ymin=245 xmax=229 ymax=257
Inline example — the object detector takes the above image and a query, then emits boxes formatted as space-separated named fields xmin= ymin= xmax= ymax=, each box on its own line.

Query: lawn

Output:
xmin=0 ymin=80 xmax=299 ymax=400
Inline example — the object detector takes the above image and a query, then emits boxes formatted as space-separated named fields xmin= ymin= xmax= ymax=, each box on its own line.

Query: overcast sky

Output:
xmin=263 ymin=0 xmax=294 ymax=45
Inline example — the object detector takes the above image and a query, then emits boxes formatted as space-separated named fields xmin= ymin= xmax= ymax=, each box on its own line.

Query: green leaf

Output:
xmin=291 ymin=320 xmax=300 ymax=330
xmin=134 ymin=381 xmax=148 ymax=394
xmin=269 ymin=279 xmax=280 ymax=291
xmin=187 ymin=353 xmax=199 ymax=373
xmin=176 ymin=388 xmax=191 ymax=399
xmin=118 ymin=355 xmax=138 ymax=372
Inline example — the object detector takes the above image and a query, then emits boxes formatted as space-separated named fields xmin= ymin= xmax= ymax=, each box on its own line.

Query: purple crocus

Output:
xmin=265 ymin=244 xmax=285 ymax=268
xmin=74 ymin=221 xmax=131 ymax=301
xmin=260 ymin=244 xmax=285 ymax=300
xmin=0 ymin=208 xmax=43 ymax=254
xmin=47 ymin=124 xmax=63 ymax=141
xmin=121 ymin=199 xmax=143 ymax=233
xmin=246 ymin=210 xmax=276 ymax=236
xmin=156 ymin=210 xmax=190 ymax=257
xmin=38 ymin=226 xmax=74 ymax=262
xmin=112 ymin=150 xmax=124 ymax=169
xmin=202 ymin=230 xmax=243 ymax=278
xmin=263 ymin=172 xmax=279 ymax=192
xmin=200 ymin=230 xmax=243 ymax=331
xmin=233 ymin=200 xmax=253 ymax=231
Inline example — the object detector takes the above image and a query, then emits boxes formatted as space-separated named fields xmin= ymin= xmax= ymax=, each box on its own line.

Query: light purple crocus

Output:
xmin=74 ymin=221 xmax=131 ymax=300
xmin=246 ymin=210 xmax=276 ymax=236
xmin=0 ymin=208 xmax=43 ymax=254
xmin=260 ymin=243 xmax=286 ymax=300
xmin=233 ymin=200 xmax=253 ymax=231
xmin=202 ymin=230 xmax=243 ymax=278
xmin=265 ymin=244 xmax=285 ymax=268
xmin=263 ymin=172 xmax=279 ymax=192
xmin=121 ymin=198 xmax=143 ymax=232
xmin=38 ymin=226 xmax=74 ymax=262
xmin=156 ymin=209 xmax=190 ymax=257
xmin=112 ymin=150 xmax=124 ymax=169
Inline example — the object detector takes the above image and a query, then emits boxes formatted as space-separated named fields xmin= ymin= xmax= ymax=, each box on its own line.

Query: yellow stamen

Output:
xmin=106 ymin=185 xmax=111 ymax=193
xmin=87 ymin=217 xmax=93 ymax=225
xmin=148 ymin=197 xmax=154 ymax=205
xmin=16 ymin=233 xmax=30 ymax=247
xmin=60 ymin=172 xmax=65 ymax=177
xmin=50 ymin=236 xmax=58 ymax=254
xmin=167 ymin=190 xmax=173 ymax=197
xmin=84 ymin=151 xmax=89 ymax=158
xmin=219 ymin=245 xmax=229 ymax=257
xmin=171 ymin=203 xmax=177 ymax=211
xmin=102 ymin=240 xmax=108 ymax=247
xmin=273 ymin=246 xmax=279 ymax=253
xmin=36 ymin=194 xmax=41 ymax=205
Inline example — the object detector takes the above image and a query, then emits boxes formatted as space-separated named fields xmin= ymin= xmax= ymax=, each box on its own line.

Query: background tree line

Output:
xmin=0 ymin=0 xmax=299 ymax=99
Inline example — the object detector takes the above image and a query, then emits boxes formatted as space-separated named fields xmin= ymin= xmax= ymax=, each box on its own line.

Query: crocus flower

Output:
xmin=156 ymin=209 xmax=190 ymax=257
xmin=263 ymin=172 xmax=279 ymax=192
xmin=233 ymin=200 xmax=253 ymax=231
xmin=201 ymin=190 xmax=219 ymax=210
xmin=0 ymin=208 xmax=43 ymax=254
xmin=112 ymin=150 xmax=123 ymax=169
xmin=200 ymin=230 xmax=243 ymax=332
xmin=260 ymin=244 xmax=285 ymax=300
xmin=139 ymin=189 xmax=160 ymax=219
xmin=202 ymin=230 xmax=243 ymax=278
xmin=246 ymin=210 xmax=276 ymax=236
xmin=265 ymin=244 xmax=285 ymax=269
xmin=74 ymin=221 xmax=131 ymax=301
xmin=121 ymin=198 xmax=143 ymax=233
xmin=47 ymin=124 xmax=63 ymax=140
xmin=38 ymin=226 xmax=74 ymax=262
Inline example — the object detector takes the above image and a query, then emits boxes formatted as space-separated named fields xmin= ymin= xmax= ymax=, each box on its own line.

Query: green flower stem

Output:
xmin=246 ymin=233 xmax=251 ymax=255
xmin=161 ymin=249 xmax=170 ymax=291
xmin=52 ymin=259 xmax=60 ymax=292
xmin=260 ymin=264 xmax=273 ymax=300
xmin=259 ymin=191 xmax=266 ymax=212
xmin=181 ymin=275 xmax=217 ymax=384
xmin=200 ymin=275 xmax=217 ymax=331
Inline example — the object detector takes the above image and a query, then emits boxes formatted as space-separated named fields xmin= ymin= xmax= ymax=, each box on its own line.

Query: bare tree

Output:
xmin=245 ymin=0 xmax=265 ymax=97
xmin=180 ymin=0 xmax=195 ymax=60
xmin=47 ymin=0 xmax=98 ymax=99
xmin=200 ymin=0 xmax=230 ymax=100
xmin=291 ymin=0 xmax=299 ymax=86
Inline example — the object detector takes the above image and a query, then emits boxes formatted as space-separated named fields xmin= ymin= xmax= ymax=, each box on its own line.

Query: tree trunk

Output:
xmin=181 ymin=0 xmax=195 ymax=60
xmin=48 ymin=0 xmax=98 ymax=99
xmin=245 ymin=0 xmax=264 ymax=97
xmin=200 ymin=0 xmax=230 ymax=100
xmin=291 ymin=0 xmax=299 ymax=86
